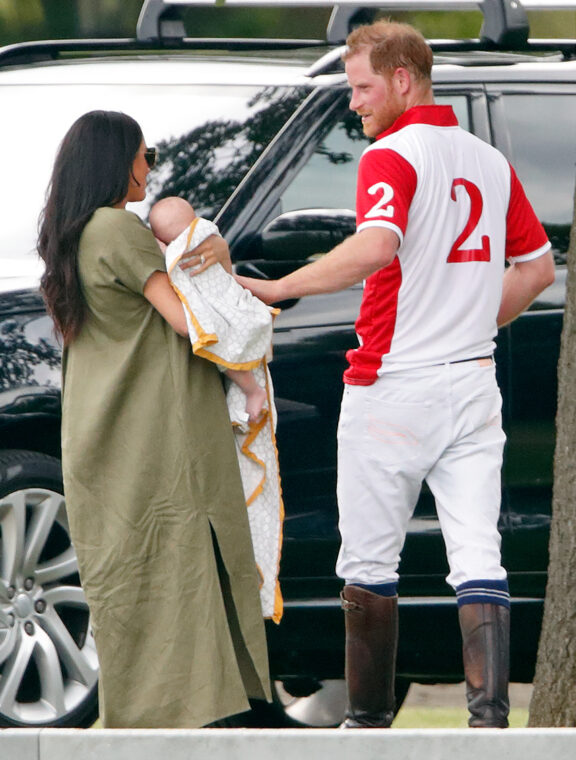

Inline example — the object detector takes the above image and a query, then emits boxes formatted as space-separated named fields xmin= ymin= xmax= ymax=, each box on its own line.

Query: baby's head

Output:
xmin=149 ymin=196 xmax=196 ymax=244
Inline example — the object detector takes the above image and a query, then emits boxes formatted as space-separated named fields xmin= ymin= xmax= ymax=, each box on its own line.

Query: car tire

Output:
xmin=0 ymin=449 xmax=99 ymax=728
xmin=219 ymin=677 xmax=411 ymax=728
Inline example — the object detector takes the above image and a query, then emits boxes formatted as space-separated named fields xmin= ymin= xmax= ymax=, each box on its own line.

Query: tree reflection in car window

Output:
xmin=279 ymin=94 xmax=469 ymax=215
xmin=0 ymin=315 xmax=61 ymax=392
xmin=144 ymin=86 xmax=310 ymax=221
xmin=280 ymin=109 xmax=367 ymax=213
xmin=0 ymin=81 xmax=309 ymax=261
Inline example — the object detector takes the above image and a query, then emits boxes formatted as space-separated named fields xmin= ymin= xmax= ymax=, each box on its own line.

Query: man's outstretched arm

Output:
xmin=236 ymin=226 xmax=399 ymax=305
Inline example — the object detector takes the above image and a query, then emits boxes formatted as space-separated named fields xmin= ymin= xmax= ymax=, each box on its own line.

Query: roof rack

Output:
xmin=1 ymin=1 xmax=574 ymax=71
xmin=324 ymin=0 xmax=530 ymax=46
xmin=308 ymin=37 xmax=576 ymax=76
xmin=136 ymin=1 xmax=572 ymax=47
xmin=0 ymin=37 xmax=327 ymax=70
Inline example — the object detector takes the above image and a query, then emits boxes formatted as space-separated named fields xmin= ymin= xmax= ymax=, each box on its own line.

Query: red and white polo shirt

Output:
xmin=344 ymin=105 xmax=551 ymax=386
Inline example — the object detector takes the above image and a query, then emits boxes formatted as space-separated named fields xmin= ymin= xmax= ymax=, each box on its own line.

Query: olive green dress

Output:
xmin=61 ymin=207 xmax=271 ymax=728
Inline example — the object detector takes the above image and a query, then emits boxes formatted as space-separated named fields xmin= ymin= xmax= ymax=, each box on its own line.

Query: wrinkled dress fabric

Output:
xmin=60 ymin=207 xmax=271 ymax=728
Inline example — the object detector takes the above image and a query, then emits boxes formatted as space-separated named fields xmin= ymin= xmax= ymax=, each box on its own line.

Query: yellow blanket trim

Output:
xmin=166 ymin=218 xmax=200 ymax=275
xmin=171 ymin=277 xmax=265 ymax=371
xmin=193 ymin=335 xmax=219 ymax=351
xmin=239 ymin=407 xmax=268 ymax=507
xmin=233 ymin=364 xmax=284 ymax=623
xmin=195 ymin=348 xmax=264 ymax=372
xmin=256 ymin=564 xmax=265 ymax=589
xmin=272 ymin=579 xmax=283 ymax=624
xmin=186 ymin=217 xmax=200 ymax=253
xmin=255 ymin=571 xmax=282 ymax=624
xmin=264 ymin=367 xmax=285 ymax=624
xmin=170 ymin=281 xmax=217 ymax=343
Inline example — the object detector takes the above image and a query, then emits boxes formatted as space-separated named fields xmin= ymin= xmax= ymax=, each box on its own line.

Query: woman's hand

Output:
xmin=179 ymin=234 xmax=232 ymax=275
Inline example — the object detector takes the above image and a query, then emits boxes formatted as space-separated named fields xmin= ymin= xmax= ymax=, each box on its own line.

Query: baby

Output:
xmin=149 ymin=196 xmax=268 ymax=424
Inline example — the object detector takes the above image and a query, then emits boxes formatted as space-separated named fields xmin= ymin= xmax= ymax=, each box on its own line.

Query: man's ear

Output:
xmin=392 ymin=67 xmax=411 ymax=95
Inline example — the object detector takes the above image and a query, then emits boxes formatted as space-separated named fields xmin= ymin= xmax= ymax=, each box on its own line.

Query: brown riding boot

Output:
xmin=459 ymin=602 xmax=510 ymax=728
xmin=340 ymin=585 xmax=398 ymax=728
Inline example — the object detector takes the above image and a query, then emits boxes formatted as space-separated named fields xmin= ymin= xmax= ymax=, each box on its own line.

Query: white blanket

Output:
xmin=165 ymin=218 xmax=284 ymax=622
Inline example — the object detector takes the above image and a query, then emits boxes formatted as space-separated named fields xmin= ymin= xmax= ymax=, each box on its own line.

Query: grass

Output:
xmin=392 ymin=707 xmax=529 ymax=729
xmin=90 ymin=682 xmax=532 ymax=729
xmin=91 ymin=708 xmax=530 ymax=730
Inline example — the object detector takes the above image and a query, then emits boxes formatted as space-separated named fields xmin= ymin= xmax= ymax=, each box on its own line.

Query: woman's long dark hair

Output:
xmin=38 ymin=110 xmax=143 ymax=345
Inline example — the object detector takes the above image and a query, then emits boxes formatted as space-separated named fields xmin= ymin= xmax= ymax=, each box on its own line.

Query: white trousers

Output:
xmin=336 ymin=360 xmax=507 ymax=590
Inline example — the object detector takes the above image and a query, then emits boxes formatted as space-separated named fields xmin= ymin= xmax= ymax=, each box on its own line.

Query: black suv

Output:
xmin=0 ymin=0 xmax=573 ymax=729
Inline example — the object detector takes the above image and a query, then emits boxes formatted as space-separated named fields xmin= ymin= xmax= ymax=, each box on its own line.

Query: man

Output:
xmin=237 ymin=21 xmax=555 ymax=729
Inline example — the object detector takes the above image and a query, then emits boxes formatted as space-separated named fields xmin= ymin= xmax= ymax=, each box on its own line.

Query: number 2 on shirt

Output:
xmin=365 ymin=182 xmax=395 ymax=218
xmin=448 ymin=178 xmax=491 ymax=263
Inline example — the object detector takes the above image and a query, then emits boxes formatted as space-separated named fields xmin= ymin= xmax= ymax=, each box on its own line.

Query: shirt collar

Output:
xmin=377 ymin=105 xmax=459 ymax=140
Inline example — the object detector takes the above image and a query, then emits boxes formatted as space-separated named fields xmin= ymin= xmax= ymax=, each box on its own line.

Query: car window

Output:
xmin=498 ymin=93 xmax=576 ymax=267
xmin=279 ymin=94 xmax=470 ymax=213
xmin=279 ymin=108 xmax=367 ymax=213
xmin=0 ymin=82 xmax=308 ymax=264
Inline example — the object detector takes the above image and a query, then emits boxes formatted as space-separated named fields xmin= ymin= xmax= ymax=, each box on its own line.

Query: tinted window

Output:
xmin=280 ymin=109 xmax=367 ymax=213
xmin=499 ymin=93 xmax=576 ymax=266
xmin=0 ymin=82 xmax=308 ymax=264
xmin=279 ymin=94 xmax=470 ymax=213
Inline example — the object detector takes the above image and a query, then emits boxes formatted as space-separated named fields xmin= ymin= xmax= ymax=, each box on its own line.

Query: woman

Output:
xmin=37 ymin=110 xmax=271 ymax=728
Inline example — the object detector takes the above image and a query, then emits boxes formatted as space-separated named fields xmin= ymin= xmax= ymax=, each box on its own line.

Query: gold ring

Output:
xmin=200 ymin=254 xmax=205 ymax=265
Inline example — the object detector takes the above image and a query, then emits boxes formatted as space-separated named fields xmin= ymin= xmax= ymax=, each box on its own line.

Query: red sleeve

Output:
xmin=356 ymin=148 xmax=417 ymax=238
xmin=505 ymin=164 xmax=550 ymax=260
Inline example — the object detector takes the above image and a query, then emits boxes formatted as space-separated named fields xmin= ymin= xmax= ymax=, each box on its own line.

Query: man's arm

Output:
xmin=236 ymin=226 xmax=400 ymax=305
xmin=497 ymin=251 xmax=555 ymax=327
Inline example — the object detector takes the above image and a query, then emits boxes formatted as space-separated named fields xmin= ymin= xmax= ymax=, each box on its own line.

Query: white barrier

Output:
xmin=2 ymin=728 xmax=576 ymax=760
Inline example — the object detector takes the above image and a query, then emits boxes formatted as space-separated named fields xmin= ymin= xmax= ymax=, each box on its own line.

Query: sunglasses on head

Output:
xmin=144 ymin=147 xmax=157 ymax=168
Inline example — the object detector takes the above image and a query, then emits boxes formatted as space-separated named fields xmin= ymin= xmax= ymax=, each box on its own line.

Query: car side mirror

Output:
xmin=260 ymin=208 xmax=356 ymax=261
